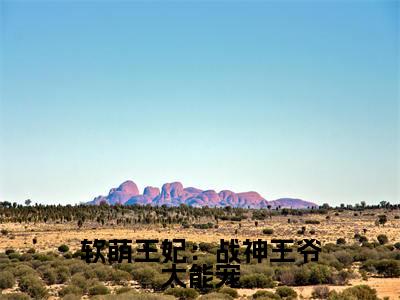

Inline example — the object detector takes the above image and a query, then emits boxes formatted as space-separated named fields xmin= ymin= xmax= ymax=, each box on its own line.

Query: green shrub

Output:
xmin=164 ymin=287 xmax=199 ymax=299
xmin=111 ymin=269 xmax=131 ymax=284
xmin=368 ymin=259 xmax=400 ymax=277
xmin=59 ymin=285 xmax=83 ymax=297
xmin=263 ymin=228 xmax=274 ymax=235
xmin=37 ymin=265 xmax=57 ymax=285
xmin=19 ymin=253 xmax=32 ymax=261
xmin=329 ymin=285 xmax=379 ymax=300
xmin=336 ymin=238 xmax=346 ymax=245
xmin=71 ymin=273 xmax=88 ymax=290
xmin=55 ymin=266 xmax=70 ymax=283
xmin=275 ymin=286 xmax=297 ymax=299
xmin=19 ymin=274 xmax=48 ymax=299
xmin=13 ymin=264 xmax=37 ymax=278
xmin=7 ymin=252 xmax=20 ymax=260
xmin=240 ymin=274 xmax=275 ymax=288
xmin=91 ymin=264 xmax=111 ymax=281
xmin=68 ymin=260 xmax=90 ymax=275
xmin=0 ymin=270 xmax=15 ymax=289
xmin=58 ymin=244 xmax=70 ymax=253
xmin=394 ymin=242 xmax=400 ymax=250
xmin=377 ymin=234 xmax=389 ymax=245
xmin=308 ymin=264 xmax=334 ymax=284
xmin=334 ymin=250 xmax=353 ymax=266
xmin=199 ymin=242 xmax=218 ymax=253
xmin=131 ymin=265 xmax=168 ymax=290
xmin=43 ymin=268 xmax=57 ymax=285
xmin=219 ymin=287 xmax=238 ymax=298
xmin=0 ymin=293 xmax=30 ymax=300
xmin=88 ymin=283 xmax=109 ymax=295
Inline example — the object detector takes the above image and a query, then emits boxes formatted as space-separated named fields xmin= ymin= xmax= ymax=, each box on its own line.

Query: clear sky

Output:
xmin=0 ymin=0 xmax=398 ymax=206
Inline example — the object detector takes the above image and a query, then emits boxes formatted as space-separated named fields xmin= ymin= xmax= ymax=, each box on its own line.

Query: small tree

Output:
xmin=377 ymin=215 xmax=387 ymax=226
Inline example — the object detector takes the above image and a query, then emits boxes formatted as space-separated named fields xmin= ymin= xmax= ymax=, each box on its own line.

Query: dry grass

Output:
xmin=0 ymin=209 xmax=398 ymax=252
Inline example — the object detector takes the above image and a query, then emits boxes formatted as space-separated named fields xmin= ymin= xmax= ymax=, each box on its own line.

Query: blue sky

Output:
xmin=0 ymin=0 xmax=398 ymax=206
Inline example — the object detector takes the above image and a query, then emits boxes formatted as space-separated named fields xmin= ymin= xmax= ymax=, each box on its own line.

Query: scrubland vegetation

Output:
xmin=0 ymin=202 xmax=399 ymax=299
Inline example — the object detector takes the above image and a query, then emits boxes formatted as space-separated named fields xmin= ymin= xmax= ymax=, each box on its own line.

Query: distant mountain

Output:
xmin=87 ymin=180 xmax=318 ymax=209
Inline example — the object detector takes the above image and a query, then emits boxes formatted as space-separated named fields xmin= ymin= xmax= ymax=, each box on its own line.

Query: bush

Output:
xmin=58 ymin=244 xmax=70 ymax=253
xmin=394 ymin=242 xmax=400 ymax=250
xmin=8 ymin=252 xmax=20 ymax=260
xmin=334 ymin=250 xmax=353 ymax=266
xmin=91 ymin=264 xmax=111 ymax=281
xmin=329 ymin=285 xmax=379 ymax=300
xmin=59 ymin=285 xmax=83 ymax=297
xmin=308 ymin=264 xmax=333 ymax=284
xmin=336 ymin=238 xmax=346 ymax=245
xmin=377 ymin=234 xmax=389 ymax=245
xmin=0 ymin=270 xmax=15 ymax=289
xmin=13 ymin=264 xmax=37 ymax=278
xmin=311 ymin=286 xmax=330 ymax=299
xmin=1 ymin=229 xmax=9 ymax=235
xmin=263 ymin=228 xmax=274 ymax=235
xmin=199 ymin=242 xmax=218 ymax=253
xmin=88 ymin=283 xmax=109 ymax=295
xmin=42 ymin=268 xmax=57 ymax=285
xmin=111 ymin=269 xmax=131 ymax=284
xmin=71 ymin=273 xmax=88 ymax=290
xmin=5 ymin=249 xmax=15 ymax=255
xmin=219 ymin=287 xmax=238 ymax=298
xmin=19 ymin=274 xmax=48 ymax=299
xmin=131 ymin=266 xmax=160 ymax=288
xmin=368 ymin=259 xmax=400 ymax=277
xmin=164 ymin=287 xmax=199 ymax=299
xmin=277 ymin=268 xmax=296 ymax=285
xmin=0 ymin=293 xmax=30 ymax=300
xmin=55 ymin=266 xmax=70 ymax=283
xmin=275 ymin=286 xmax=297 ymax=299
xmin=240 ymin=274 xmax=275 ymax=288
